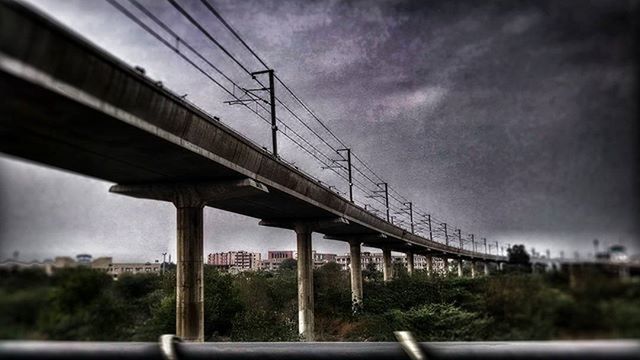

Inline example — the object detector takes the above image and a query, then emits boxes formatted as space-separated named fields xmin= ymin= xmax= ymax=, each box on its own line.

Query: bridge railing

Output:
xmin=1 ymin=339 xmax=638 ymax=360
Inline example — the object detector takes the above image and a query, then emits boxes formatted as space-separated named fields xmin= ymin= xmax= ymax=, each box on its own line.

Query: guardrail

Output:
xmin=1 ymin=338 xmax=638 ymax=360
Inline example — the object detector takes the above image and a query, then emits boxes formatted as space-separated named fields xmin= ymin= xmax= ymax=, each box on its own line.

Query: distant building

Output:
xmin=336 ymin=252 xmax=429 ymax=272
xmin=232 ymin=251 xmax=261 ymax=271
xmin=0 ymin=258 xmax=54 ymax=275
xmin=104 ymin=262 xmax=161 ymax=279
xmin=595 ymin=245 xmax=630 ymax=263
xmin=260 ymin=250 xmax=295 ymax=271
xmin=91 ymin=256 xmax=113 ymax=269
xmin=81 ymin=256 xmax=162 ymax=279
xmin=54 ymin=256 xmax=76 ymax=268
xmin=207 ymin=251 xmax=261 ymax=272
xmin=208 ymin=252 xmax=234 ymax=267
xmin=76 ymin=253 xmax=92 ymax=265
xmin=609 ymin=245 xmax=629 ymax=263
xmin=313 ymin=251 xmax=337 ymax=267
xmin=0 ymin=254 xmax=163 ymax=279
xmin=269 ymin=250 xmax=294 ymax=260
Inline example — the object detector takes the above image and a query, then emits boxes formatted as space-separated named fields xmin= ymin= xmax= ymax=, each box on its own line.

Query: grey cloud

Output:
xmin=1 ymin=0 xmax=638 ymax=262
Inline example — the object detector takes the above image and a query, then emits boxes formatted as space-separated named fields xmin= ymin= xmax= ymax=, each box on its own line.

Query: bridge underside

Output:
xmin=0 ymin=0 xmax=501 ymax=262
xmin=0 ymin=63 xmax=481 ymax=260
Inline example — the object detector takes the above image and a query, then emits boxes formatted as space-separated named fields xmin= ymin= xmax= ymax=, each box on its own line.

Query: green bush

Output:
xmin=0 ymin=266 xmax=638 ymax=341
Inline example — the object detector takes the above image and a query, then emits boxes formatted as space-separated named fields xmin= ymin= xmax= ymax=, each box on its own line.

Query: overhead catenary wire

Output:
xmin=109 ymin=0 xmax=347 ymax=187
xmin=165 ymin=0 xmax=346 ymax=164
xmin=110 ymin=0 xmax=409 ymax=226
xmin=196 ymin=0 xmax=433 ymax=215
xmin=111 ymin=0 xmax=501 ymax=255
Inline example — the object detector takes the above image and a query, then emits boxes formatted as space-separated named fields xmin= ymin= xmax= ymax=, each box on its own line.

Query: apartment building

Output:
xmin=260 ymin=250 xmax=295 ymax=271
xmin=207 ymin=251 xmax=262 ymax=272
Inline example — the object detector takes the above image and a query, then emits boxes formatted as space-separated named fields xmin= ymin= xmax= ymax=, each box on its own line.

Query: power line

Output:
xmin=166 ymin=0 xmax=253 ymax=76
xmin=112 ymin=0 xmax=501 ymax=256
xmin=199 ymin=0 xmax=270 ymax=70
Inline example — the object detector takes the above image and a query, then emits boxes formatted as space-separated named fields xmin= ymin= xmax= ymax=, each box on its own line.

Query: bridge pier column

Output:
xmin=176 ymin=205 xmax=204 ymax=342
xmin=109 ymin=179 xmax=268 ymax=343
xmin=383 ymin=249 xmax=393 ymax=282
xmin=483 ymin=262 xmax=489 ymax=276
xmin=295 ymin=224 xmax=314 ymax=341
xmin=619 ymin=265 xmax=630 ymax=280
xmin=349 ymin=240 xmax=363 ymax=314
xmin=457 ymin=259 xmax=463 ymax=277
xmin=426 ymin=255 xmax=433 ymax=276
xmin=443 ymin=258 xmax=449 ymax=275
xmin=406 ymin=252 xmax=414 ymax=276
xmin=470 ymin=261 xmax=476 ymax=278
xmin=264 ymin=218 xmax=348 ymax=342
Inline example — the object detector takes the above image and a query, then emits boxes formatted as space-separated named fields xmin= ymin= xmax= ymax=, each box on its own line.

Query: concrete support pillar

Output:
xmin=619 ymin=265 xmax=630 ymax=279
xmin=483 ymin=262 xmax=489 ymax=276
xmin=349 ymin=240 xmax=363 ymax=313
xmin=383 ymin=249 xmax=393 ymax=282
xmin=109 ymin=180 xmax=268 ymax=343
xmin=470 ymin=261 xmax=476 ymax=278
xmin=457 ymin=259 xmax=463 ymax=277
xmin=443 ymin=258 xmax=449 ymax=275
xmin=406 ymin=252 xmax=414 ymax=276
xmin=569 ymin=264 xmax=577 ymax=289
xmin=176 ymin=205 xmax=204 ymax=342
xmin=426 ymin=255 xmax=433 ymax=276
xmin=499 ymin=262 xmax=505 ymax=271
xmin=295 ymin=224 xmax=314 ymax=341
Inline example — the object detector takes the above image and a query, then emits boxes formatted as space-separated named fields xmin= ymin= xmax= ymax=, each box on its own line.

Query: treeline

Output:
xmin=1 ymin=263 xmax=639 ymax=341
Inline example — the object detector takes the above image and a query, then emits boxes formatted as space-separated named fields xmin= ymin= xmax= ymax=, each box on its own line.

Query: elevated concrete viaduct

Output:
xmin=0 ymin=1 xmax=506 ymax=342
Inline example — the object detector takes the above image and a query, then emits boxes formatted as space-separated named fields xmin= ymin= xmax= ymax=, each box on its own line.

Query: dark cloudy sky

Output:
xmin=1 ymin=0 xmax=638 ymax=262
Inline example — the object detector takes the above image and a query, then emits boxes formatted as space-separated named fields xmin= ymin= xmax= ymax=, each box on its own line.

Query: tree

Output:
xmin=393 ymin=259 xmax=408 ymax=279
xmin=279 ymin=258 xmax=297 ymax=271
xmin=362 ymin=262 xmax=382 ymax=281
xmin=507 ymin=245 xmax=530 ymax=265
xmin=314 ymin=262 xmax=350 ymax=316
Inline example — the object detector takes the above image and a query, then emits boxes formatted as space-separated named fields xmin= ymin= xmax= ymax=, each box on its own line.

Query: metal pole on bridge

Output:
xmin=268 ymin=70 xmax=277 ymax=157
xmin=251 ymin=69 xmax=278 ymax=157
xmin=403 ymin=202 xmax=414 ymax=234
xmin=443 ymin=223 xmax=449 ymax=246
xmin=470 ymin=234 xmax=475 ymax=252
xmin=375 ymin=183 xmax=389 ymax=222
xmin=337 ymin=148 xmax=353 ymax=203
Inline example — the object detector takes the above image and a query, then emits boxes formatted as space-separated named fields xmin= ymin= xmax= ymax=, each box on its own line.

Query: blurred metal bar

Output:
xmin=0 ymin=340 xmax=638 ymax=360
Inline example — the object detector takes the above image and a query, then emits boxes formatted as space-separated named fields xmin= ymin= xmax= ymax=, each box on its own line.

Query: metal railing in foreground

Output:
xmin=0 ymin=338 xmax=638 ymax=360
